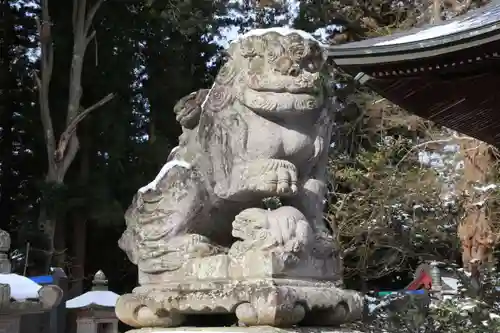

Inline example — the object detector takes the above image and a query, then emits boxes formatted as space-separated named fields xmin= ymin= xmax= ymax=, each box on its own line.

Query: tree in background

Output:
xmin=0 ymin=0 xmax=41 ymax=250
xmin=34 ymin=0 xmax=114 ymax=272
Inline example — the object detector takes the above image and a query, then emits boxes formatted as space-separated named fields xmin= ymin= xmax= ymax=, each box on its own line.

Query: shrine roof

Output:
xmin=327 ymin=3 xmax=500 ymax=64
xmin=326 ymin=3 xmax=500 ymax=147
xmin=66 ymin=270 xmax=119 ymax=309
xmin=66 ymin=290 xmax=119 ymax=309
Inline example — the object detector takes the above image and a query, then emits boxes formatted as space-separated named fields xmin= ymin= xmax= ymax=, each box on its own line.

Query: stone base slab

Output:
xmin=126 ymin=327 xmax=362 ymax=333
xmin=115 ymin=278 xmax=364 ymax=329
xmin=138 ymin=253 xmax=341 ymax=286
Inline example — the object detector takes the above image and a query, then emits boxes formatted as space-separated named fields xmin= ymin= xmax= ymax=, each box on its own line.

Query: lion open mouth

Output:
xmin=246 ymin=72 xmax=322 ymax=95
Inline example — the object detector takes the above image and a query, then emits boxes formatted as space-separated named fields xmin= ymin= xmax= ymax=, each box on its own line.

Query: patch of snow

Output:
xmin=459 ymin=301 xmax=477 ymax=311
xmin=167 ymin=146 xmax=180 ymax=161
xmin=138 ymin=160 xmax=191 ymax=193
xmin=367 ymin=298 xmax=393 ymax=313
xmin=442 ymin=277 xmax=459 ymax=291
xmin=312 ymin=24 xmax=340 ymax=43
xmin=232 ymin=27 xmax=324 ymax=46
xmin=201 ymin=87 xmax=213 ymax=109
xmin=443 ymin=144 xmax=460 ymax=153
xmin=66 ymin=290 xmax=119 ymax=309
xmin=0 ymin=273 xmax=42 ymax=300
xmin=459 ymin=268 xmax=472 ymax=277
xmin=418 ymin=151 xmax=445 ymax=168
xmin=375 ymin=8 xmax=500 ymax=46
xmin=443 ymin=200 xmax=455 ymax=207
xmin=490 ymin=313 xmax=500 ymax=320
xmin=474 ymin=184 xmax=497 ymax=192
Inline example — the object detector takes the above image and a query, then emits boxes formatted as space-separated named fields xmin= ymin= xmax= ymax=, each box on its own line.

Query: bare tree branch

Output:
xmin=444 ymin=0 xmax=473 ymax=14
xmin=54 ymin=93 xmax=115 ymax=162
xmin=72 ymin=0 xmax=78 ymax=31
xmin=84 ymin=0 xmax=105 ymax=36
xmin=431 ymin=0 xmax=442 ymax=23
xmin=35 ymin=1 xmax=57 ymax=176
xmin=67 ymin=0 xmax=88 ymax=128
xmin=86 ymin=30 xmax=96 ymax=47
xmin=61 ymin=136 xmax=80 ymax=177
xmin=74 ymin=0 xmax=87 ymax=34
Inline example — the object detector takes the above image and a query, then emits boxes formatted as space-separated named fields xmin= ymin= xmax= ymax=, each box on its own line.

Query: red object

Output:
xmin=406 ymin=270 xmax=432 ymax=291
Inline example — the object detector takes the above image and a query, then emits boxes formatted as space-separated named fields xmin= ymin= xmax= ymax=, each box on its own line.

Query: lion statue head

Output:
xmin=203 ymin=28 xmax=329 ymax=117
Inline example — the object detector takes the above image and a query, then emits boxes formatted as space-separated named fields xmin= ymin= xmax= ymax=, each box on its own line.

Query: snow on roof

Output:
xmin=66 ymin=290 xmax=119 ymax=309
xmin=231 ymin=27 xmax=324 ymax=46
xmin=0 ymin=273 xmax=42 ymax=300
xmin=375 ymin=6 xmax=500 ymax=46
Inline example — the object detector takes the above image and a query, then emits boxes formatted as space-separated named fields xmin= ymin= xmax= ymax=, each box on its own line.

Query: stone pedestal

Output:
xmin=125 ymin=326 xmax=362 ymax=333
xmin=76 ymin=315 xmax=119 ymax=333
xmin=75 ymin=311 xmax=119 ymax=333
xmin=115 ymin=254 xmax=363 ymax=328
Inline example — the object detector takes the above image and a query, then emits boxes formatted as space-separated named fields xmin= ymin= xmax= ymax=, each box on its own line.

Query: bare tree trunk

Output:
xmin=35 ymin=0 xmax=113 ymax=272
xmin=70 ymin=214 xmax=87 ymax=298
xmin=53 ymin=216 xmax=66 ymax=268
xmin=69 ymin=121 xmax=90 ymax=297
xmin=458 ymin=139 xmax=497 ymax=272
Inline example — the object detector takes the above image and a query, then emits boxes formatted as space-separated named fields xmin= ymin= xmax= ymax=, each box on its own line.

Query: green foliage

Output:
xmin=262 ymin=197 xmax=283 ymax=210
xmin=327 ymin=88 xmax=462 ymax=281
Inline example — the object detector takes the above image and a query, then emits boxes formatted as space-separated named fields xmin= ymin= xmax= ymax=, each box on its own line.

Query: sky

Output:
xmin=214 ymin=0 xmax=334 ymax=48
xmin=214 ymin=0 xmax=300 ymax=48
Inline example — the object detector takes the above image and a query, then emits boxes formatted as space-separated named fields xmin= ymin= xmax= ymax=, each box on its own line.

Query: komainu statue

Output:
xmin=116 ymin=28 xmax=363 ymax=330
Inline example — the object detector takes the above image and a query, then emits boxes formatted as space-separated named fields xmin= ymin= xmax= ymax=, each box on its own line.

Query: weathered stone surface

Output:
xmin=0 ymin=229 xmax=11 ymax=274
xmin=0 ymin=317 xmax=20 ymax=333
xmin=116 ymin=276 xmax=363 ymax=328
xmin=125 ymin=327 xmax=362 ymax=333
xmin=116 ymin=27 xmax=363 ymax=329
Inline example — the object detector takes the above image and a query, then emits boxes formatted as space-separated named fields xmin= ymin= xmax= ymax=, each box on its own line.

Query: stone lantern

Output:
xmin=66 ymin=270 xmax=120 ymax=333
xmin=0 ymin=228 xmax=63 ymax=333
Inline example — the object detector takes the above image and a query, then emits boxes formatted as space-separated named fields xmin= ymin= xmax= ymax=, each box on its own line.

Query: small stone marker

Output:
xmin=66 ymin=270 xmax=120 ymax=333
